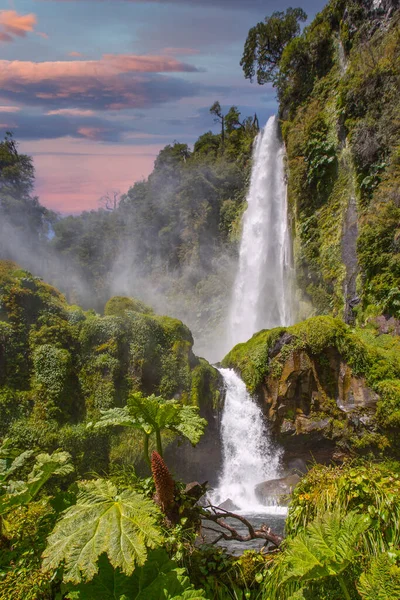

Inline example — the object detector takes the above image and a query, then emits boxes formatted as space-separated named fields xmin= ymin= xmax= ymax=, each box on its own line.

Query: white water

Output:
xmin=210 ymin=368 xmax=282 ymax=512
xmin=227 ymin=115 xmax=292 ymax=351
xmin=212 ymin=116 xmax=293 ymax=514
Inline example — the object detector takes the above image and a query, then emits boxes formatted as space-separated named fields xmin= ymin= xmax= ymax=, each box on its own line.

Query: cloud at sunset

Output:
xmin=41 ymin=0 xmax=272 ymax=9
xmin=47 ymin=108 xmax=95 ymax=116
xmin=0 ymin=10 xmax=42 ymax=42
xmin=0 ymin=54 xmax=201 ymax=110
xmin=0 ymin=105 xmax=21 ymax=113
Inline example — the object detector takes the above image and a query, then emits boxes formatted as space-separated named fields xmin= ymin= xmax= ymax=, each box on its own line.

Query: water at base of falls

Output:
xmin=210 ymin=368 xmax=283 ymax=514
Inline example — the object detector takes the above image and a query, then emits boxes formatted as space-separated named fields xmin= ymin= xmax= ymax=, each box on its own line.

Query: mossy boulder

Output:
xmin=223 ymin=316 xmax=400 ymax=462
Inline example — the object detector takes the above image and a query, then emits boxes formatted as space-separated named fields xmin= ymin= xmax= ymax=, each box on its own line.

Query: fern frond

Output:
xmin=357 ymin=553 xmax=400 ymax=600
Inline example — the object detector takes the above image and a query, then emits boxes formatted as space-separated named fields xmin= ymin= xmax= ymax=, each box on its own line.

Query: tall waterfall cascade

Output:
xmin=227 ymin=115 xmax=293 ymax=351
xmin=213 ymin=116 xmax=293 ymax=512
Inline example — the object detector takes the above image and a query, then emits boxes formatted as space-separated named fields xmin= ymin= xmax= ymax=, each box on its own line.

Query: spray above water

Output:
xmin=213 ymin=117 xmax=293 ymax=512
xmin=227 ymin=115 xmax=292 ymax=351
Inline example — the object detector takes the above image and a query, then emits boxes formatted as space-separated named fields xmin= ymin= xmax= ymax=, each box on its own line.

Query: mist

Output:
xmin=0 ymin=131 xmax=253 ymax=364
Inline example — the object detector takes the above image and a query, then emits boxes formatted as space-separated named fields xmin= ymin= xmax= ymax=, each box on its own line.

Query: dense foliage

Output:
xmin=0 ymin=260 xmax=219 ymax=475
xmin=277 ymin=0 xmax=400 ymax=323
xmin=1 ymin=1 xmax=400 ymax=598
xmin=0 ymin=107 xmax=259 ymax=357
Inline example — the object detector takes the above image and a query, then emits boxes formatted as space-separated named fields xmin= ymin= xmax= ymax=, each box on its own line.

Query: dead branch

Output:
xmin=200 ymin=504 xmax=283 ymax=548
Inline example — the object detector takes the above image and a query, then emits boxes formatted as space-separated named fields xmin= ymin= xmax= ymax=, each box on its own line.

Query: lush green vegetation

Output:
xmin=280 ymin=1 xmax=400 ymax=322
xmin=223 ymin=315 xmax=400 ymax=454
xmin=1 ymin=1 xmax=400 ymax=598
xmin=0 ymin=260 xmax=219 ymax=474
xmin=0 ymin=105 xmax=259 ymax=355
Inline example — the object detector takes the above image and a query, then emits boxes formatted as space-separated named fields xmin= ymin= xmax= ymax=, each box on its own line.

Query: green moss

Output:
xmin=104 ymin=295 xmax=153 ymax=316
xmin=0 ymin=263 xmax=220 ymax=458
xmin=223 ymin=315 xmax=400 ymax=437
xmin=222 ymin=327 xmax=285 ymax=392
xmin=281 ymin=2 xmax=400 ymax=323
xmin=190 ymin=358 xmax=220 ymax=409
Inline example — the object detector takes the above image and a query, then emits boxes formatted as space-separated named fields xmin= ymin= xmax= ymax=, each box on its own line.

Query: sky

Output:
xmin=0 ymin=0 xmax=325 ymax=213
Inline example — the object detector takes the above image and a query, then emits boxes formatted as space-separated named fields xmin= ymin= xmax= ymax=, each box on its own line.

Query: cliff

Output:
xmin=223 ymin=316 xmax=400 ymax=463
xmin=280 ymin=0 xmax=400 ymax=326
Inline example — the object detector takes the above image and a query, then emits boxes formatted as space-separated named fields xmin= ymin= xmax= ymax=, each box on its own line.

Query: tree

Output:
xmin=240 ymin=7 xmax=307 ymax=85
xmin=224 ymin=106 xmax=242 ymax=135
xmin=92 ymin=392 xmax=207 ymax=465
xmin=99 ymin=190 xmax=120 ymax=211
xmin=209 ymin=101 xmax=225 ymax=147
xmin=0 ymin=132 xmax=51 ymax=257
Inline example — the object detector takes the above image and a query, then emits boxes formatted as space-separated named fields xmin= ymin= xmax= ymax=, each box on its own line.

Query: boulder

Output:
xmin=218 ymin=498 xmax=240 ymax=512
xmin=255 ymin=474 xmax=301 ymax=505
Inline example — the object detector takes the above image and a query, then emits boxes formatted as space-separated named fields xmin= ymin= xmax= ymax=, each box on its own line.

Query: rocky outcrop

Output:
xmin=223 ymin=316 xmax=399 ymax=464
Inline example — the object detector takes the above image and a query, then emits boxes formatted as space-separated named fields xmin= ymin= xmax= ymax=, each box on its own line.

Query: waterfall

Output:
xmin=212 ymin=116 xmax=293 ymax=512
xmin=211 ymin=368 xmax=282 ymax=512
xmin=227 ymin=115 xmax=292 ymax=351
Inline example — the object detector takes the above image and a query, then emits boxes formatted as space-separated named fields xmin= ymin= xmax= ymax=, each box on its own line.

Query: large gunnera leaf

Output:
xmin=64 ymin=549 xmax=206 ymax=599
xmin=42 ymin=479 xmax=162 ymax=583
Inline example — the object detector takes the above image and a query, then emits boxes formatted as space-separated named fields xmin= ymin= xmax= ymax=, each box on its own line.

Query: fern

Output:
xmin=357 ymin=553 xmax=400 ymax=600
xmin=42 ymin=478 xmax=162 ymax=583
xmin=263 ymin=510 xmax=370 ymax=600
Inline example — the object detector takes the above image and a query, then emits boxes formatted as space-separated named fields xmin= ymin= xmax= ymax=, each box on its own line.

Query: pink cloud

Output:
xmin=0 ymin=10 xmax=37 ymax=42
xmin=0 ymin=105 xmax=20 ymax=113
xmin=77 ymin=126 xmax=104 ymax=140
xmin=0 ymin=53 xmax=199 ymax=110
xmin=0 ymin=54 xmax=197 ymax=82
xmin=20 ymin=138 xmax=162 ymax=213
xmin=47 ymin=108 xmax=95 ymax=116
xmin=68 ymin=51 xmax=82 ymax=57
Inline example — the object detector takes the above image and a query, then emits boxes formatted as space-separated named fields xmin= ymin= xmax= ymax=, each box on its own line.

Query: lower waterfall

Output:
xmin=210 ymin=368 xmax=283 ymax=513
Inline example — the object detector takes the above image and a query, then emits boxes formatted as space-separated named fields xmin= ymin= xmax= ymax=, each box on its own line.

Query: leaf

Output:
xmin=0 ymin=450 xmax=73 ymax=516
xmin=281 ymin=510 xmax=370 ymax=583
xmin=64 ymin=549 xmax=206 ymax=599
xmin=172 ymin=406 xmax=207 ymax=446
xmin=42 ymin=479 xmax=162 ymax=584
xmin=93 ymin=407 xmax=139 ymax=430
xmin=0 ymin=449 xmax=34 ymax=483
xmin=357 ymin=553 xmax=400 ymax=600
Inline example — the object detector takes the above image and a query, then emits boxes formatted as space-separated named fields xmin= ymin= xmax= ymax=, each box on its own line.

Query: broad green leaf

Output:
xmin=0 ymin=450 xmax=73 ymax=516
xmin=65 ymin=550 xmax=206 ymax=600
xmin=42 ymin=479 xmax=162 ymax=584
xmin=0 ymin=449 xmax=34 ymax=483
xmin=93 ymin=407 xmax=139 ymax=430
xmin=172 ymin=406 xmax=207 ymax=446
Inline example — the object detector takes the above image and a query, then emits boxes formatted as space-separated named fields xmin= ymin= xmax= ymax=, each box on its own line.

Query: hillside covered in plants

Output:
xmin=1 ymin=0 xmax=400 ymax=599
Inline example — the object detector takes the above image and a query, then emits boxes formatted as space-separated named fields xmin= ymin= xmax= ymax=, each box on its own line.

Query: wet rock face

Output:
xmin=260 ymin=345 xmax=378 ymax=464
xmin=370 ymin=315 xmax=400 ymax=336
